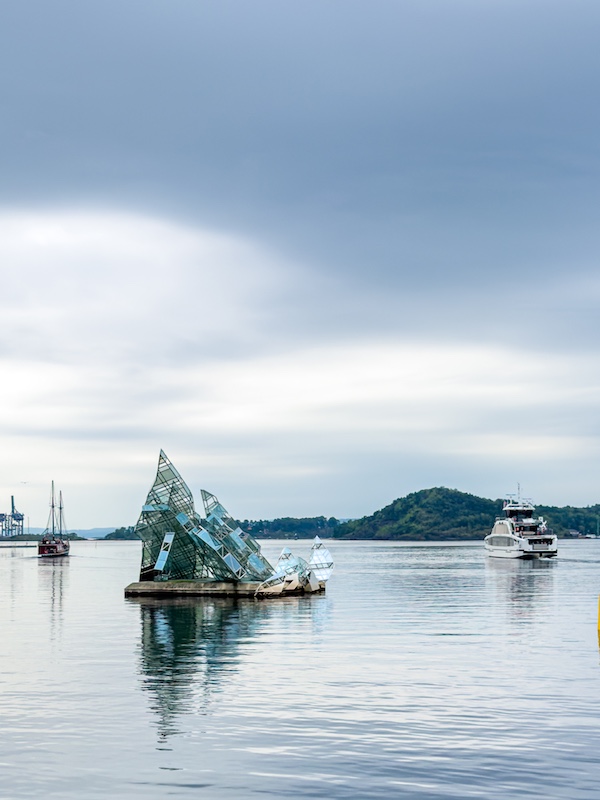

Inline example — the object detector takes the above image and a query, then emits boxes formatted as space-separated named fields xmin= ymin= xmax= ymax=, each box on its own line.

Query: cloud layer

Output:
xmin=1 ymin=209 xmax=599 ymax=526
xmin=1 ymin=3 xmax=600 ymax=525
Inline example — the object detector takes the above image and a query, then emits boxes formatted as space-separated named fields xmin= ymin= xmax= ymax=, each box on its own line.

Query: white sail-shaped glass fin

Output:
xmin=308 ymin=536 xmax=334 ymax=581
xmin=254 ymin=537 xmax=334 ymax=596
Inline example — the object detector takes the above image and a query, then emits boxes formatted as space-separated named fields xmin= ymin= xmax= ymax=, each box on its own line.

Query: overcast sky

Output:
xmin=2 ymin=1 xmax=600 ymax=528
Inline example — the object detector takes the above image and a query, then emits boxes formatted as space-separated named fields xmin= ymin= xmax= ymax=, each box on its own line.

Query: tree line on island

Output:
xmin=102 ymin=488 xmax=600 ymax=541
xmin=104 ymin=516 xmax=340 ymax=540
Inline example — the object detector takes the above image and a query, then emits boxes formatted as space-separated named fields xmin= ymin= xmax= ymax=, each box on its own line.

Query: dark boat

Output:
xmin=38 ymin=482 xmax=70 ymax=558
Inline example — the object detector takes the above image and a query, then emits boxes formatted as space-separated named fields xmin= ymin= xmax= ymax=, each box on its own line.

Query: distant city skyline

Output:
xmin=2 ymin=2 xmax=600 ymax=526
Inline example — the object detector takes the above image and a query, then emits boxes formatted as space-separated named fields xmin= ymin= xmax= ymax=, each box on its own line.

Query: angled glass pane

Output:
xmin=134 ymin=451 xmax=276 ymax=583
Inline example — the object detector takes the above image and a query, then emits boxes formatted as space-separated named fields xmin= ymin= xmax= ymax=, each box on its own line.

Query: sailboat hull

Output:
xmin=38 ymin=542 xmax=70 ymax=557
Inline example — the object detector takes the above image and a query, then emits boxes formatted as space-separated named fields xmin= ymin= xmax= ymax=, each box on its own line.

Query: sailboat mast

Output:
xmin=51 ymin=481 xmax=55 ymax=536
xmin=59 ymin=491 xmax=64 ymax=535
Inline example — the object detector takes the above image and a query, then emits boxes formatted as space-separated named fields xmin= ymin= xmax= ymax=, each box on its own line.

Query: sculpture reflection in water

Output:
xmin=133 ymin=596 xmax=328 ymax=739
xmin=486 ymin=556 xmax=555 ymax=622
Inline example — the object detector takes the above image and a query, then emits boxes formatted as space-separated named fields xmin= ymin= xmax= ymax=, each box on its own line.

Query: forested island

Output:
xmin=105 ymin=526 xmax=136 ymax=540
xmin=99 ymin=488 xmax=600 ymax=541
xmin=240 ymin=516 xmax=340 ymax=539
xmin=332 ymin=488 xmax=600 ymax=541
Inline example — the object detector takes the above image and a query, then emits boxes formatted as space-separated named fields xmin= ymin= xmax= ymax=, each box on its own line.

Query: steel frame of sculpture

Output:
xmin=135 ymin=451 xmax=275 ymax=583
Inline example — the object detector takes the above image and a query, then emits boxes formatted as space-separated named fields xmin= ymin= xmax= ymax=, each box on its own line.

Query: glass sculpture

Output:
xmin=134 ymin=451 xmax=334 ymax=596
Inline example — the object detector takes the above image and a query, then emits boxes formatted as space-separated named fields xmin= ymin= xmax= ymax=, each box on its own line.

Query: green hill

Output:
xmin=333 ymin=487 xmax=600 ymax=541
xmin=334 ymin=487 xmax=502 ymax=541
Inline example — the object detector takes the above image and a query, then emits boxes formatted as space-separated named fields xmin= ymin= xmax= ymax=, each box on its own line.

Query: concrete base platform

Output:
xmin=124 ymin=580 xmax=263 ymax=598
xmin=124 ymin=580 xmax=327 ymax=599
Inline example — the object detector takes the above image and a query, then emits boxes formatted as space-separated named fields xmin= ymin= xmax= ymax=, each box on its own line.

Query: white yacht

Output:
xmin=484 ymin=496 xmax=558 ymax=559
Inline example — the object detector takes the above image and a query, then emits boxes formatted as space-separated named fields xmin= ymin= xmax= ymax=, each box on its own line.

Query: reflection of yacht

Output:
xmin=485 ymin=496 xmax=557 ymax=559
xmin=485 ymin=557 xmax=555 ymax=623
xmin=38 ymin=483 xmax=70 ymax=558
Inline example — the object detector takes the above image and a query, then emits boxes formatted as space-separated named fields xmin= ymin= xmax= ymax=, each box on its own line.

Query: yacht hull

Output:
xmin=484 ymin=546 xmax=556 ymax=559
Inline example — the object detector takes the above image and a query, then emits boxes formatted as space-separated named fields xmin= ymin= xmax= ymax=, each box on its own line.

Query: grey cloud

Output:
xmin=2 ymin=1 xmax=600 ymax=522
xmin=2 ymin=1 xmax=600 ymax=306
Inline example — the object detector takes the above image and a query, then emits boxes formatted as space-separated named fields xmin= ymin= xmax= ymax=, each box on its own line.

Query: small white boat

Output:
xmin=484 ymin=496 xmax=557 ymax=559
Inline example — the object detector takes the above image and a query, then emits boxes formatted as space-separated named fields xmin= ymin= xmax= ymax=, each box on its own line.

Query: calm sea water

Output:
xmin=1 ymin=539 xmax=599 ymax=799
